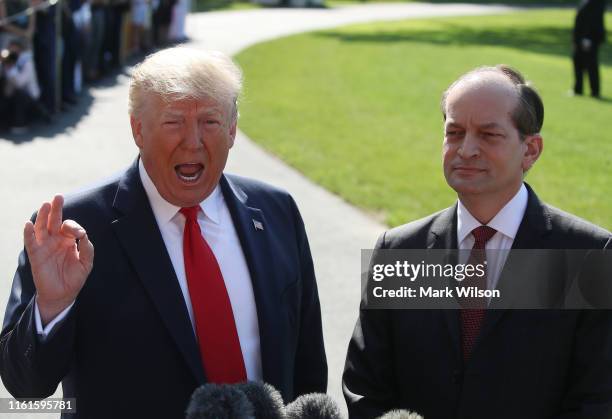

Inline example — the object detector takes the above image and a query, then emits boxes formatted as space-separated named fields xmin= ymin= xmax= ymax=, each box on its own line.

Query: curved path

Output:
xmin=0 ymin=3 xmax=518 ymax=416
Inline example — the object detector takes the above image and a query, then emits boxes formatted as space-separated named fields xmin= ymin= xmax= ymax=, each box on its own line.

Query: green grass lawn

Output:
xmin=327 ymin=0 xmax=578 ymax=5
xmin=235 ymin=10 xmax=612 ymax=229
xmin=193 ymin=0 xmax=261 ymax=12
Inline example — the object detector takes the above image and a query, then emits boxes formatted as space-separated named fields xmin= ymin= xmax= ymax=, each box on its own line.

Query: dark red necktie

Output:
xmin=460 ymin=225 xmax=497 ymax=361
xmin=180 ymin=206 xmax=246 ymax=383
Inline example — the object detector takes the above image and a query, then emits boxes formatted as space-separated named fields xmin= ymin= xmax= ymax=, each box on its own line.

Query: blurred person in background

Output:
xmin=61 ymin=0 xmax=82 ymax=105
xmin=33 ymin=0 xmax=57 ymax=114
xmin=0 ymin=38 xmax=48 ymax=133
xmin=85 ymin=0 xmax=106 ymax=81
xmin=129 ymin=0 xmax=150 ymax=55
xmin=572 ymin=0 xmax=606 ymax=98
xmin=101 ymin=0 xmax=128 ymax=71
xmin=71 ymin=0 xmax=91 ymax=93
xmin=152 ymin=0 xmax=175 ymax=46
xmin=0 ymin=0 xmax=36 ymax=48
xmin=168 ymin=0 xmax=187 ymax=43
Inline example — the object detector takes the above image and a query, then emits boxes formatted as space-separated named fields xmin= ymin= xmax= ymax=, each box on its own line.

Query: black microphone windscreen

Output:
xmin=378 ymin=410 xmax=424 ymax=419
xmin=285 ymin=393 xmax=342 ymax=419
xmin=235 ymin=381 xmax=286 ymax=419
xmin=186 ymin=383 xmax=255 ymax=419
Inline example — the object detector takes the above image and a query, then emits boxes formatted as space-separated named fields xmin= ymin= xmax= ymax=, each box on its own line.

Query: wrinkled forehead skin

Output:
xmin=444 ymin=72 xmax=521 ymax=131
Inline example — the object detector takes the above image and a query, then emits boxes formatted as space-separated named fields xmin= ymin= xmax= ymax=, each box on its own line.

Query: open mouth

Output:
xmin=175 ymin=163 xmax=204 ymax=183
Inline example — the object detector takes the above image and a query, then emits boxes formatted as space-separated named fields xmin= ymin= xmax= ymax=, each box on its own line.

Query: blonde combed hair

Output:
xmin=128 ymin=47 xmax=242 ymax=119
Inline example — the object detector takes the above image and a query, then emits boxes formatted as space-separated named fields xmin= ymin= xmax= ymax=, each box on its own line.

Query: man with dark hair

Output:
xmin=343 ymin=65 xmax=612 ymax=419
xmin=441 ymin=65 xmax=544 ymax=140
xmin=573 ymin=0 xmax=606 ymax=98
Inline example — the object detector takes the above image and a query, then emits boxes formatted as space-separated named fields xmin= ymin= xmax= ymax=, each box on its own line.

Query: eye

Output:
xmin=203 ymin=119 xmax=222 ymax=131
xmin=445 ymin=130 xmax=464 ymax=139
xmin=482 ymin=132 xmax=502 ymax=139
xmin=163 ymin=120 xmax=179 ymax=126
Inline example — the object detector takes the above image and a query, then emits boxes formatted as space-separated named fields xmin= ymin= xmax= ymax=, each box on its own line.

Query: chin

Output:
xmin=448 ymin=180 xmax=486 ymax=196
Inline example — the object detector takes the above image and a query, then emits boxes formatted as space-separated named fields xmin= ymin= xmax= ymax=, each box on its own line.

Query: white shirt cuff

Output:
xmin=34 ymin=300 xmax=75 ymax=340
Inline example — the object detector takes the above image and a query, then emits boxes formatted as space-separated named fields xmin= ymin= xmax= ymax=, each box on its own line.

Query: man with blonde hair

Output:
xmin=1 ymin=47 xmax=327 ymax=418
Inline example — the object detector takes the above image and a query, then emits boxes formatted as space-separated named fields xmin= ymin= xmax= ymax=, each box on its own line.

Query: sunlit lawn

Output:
xmin=193 ymin=0 xmax=261 ymax=12
xmin=235 ymin=10 xmax=612 ymax=229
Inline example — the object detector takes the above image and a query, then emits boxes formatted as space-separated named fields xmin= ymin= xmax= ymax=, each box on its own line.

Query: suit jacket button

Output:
xmin=453 ymin=369 xmax=463 ymax=383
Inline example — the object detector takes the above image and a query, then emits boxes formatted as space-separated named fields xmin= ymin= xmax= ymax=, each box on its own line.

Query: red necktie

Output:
xmin=460 ymin=225 xmax=497 ymax=361
xmin=180 ymin=206 xmax=247 ymax=383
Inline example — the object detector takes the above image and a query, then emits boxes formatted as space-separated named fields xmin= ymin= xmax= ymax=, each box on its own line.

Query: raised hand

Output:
xmin=23 ymin=195 xmax=94 ymax=326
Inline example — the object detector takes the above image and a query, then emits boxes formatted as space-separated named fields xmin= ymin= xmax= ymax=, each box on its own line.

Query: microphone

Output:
xmin=284 ymin=393 xmax=342 ymax=419
xmin=378 ymin=410 xmax=424 ymax=419
xmin=185 ymin=383 xmax=255 ymax=419
xmin=235 ymin=381 xmax=286 ymax=419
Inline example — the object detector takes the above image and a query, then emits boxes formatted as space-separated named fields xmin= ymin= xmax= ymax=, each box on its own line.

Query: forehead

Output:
xmin=163 ymin=96 xmax=226 ymax=113
xmin=445 ymin=75 xmax=518 ymax=125
xmin=145 ymin=93 xmax=228 ymax=115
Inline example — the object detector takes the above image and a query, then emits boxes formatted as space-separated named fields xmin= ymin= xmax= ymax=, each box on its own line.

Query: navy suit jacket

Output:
xmin=343 ymin=184 xmax=612 ymax=419
xmin=1 ymin=159 xmax=327 ymax=418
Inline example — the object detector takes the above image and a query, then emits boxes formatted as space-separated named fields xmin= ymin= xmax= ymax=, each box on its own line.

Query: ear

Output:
xmin=130 ymin=114 xmax=144 ymax=149
xmin=522 ymin=134 xmax=543 ymax=172
xmin=228 ymin=116 xmax=237 ymax=148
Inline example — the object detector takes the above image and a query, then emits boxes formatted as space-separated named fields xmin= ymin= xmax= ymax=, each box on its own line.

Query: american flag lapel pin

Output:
xmin=253 ymin=219 xmax=264 ymax=231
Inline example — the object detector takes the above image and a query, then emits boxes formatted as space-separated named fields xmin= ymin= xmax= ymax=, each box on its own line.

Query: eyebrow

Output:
xmin=478 ymin=122 xmax=503 ymax=130
xmin=161 ymin=110 xmax=184 ymax=118
xmin=445 ymin=122 xmax=463 ymax=129
xmin=161 ymin=108 xmax=223 ymax=117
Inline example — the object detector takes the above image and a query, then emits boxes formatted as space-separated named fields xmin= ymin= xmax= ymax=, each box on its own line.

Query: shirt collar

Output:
xmin=138 ymin=159 xmax=222 ymax=225
xmin=457 ymin=183 xmax=528 ymax=244
xmin=200 ymin=185 xmax=222 ymax=225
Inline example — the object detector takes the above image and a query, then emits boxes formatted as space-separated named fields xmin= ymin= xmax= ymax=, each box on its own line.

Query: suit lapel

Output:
xmin=428 ymin=205 xmax=459 ymax=250
xmin=220 ymin=175 xmax=284 ymax=390
xmin=429 ymin=205 xmax=462 ymax=360
xmin=477 ymin=183 xmax=553 ymax=343
xmin=110 ymin=159 xmax=205 ymax=384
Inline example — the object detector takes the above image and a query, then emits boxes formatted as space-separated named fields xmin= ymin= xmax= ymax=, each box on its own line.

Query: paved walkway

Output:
xmin=0 ymin=3 xmax=517 ymax=416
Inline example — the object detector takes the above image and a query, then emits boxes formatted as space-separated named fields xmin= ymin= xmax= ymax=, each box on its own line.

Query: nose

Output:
xmin=181 ymin=118 xmax=204 ymax=150
xmin=457 ymin=132 xmax=480 ymax=159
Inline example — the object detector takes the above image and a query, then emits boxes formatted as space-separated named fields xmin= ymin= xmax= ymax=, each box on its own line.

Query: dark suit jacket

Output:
xmin=1 ymin=159 xmax=327 ymax=418
xmin=574 ymin=0 xmax=606 ymax=45
xmin=343 ymin=184 xmax=612 ymax=419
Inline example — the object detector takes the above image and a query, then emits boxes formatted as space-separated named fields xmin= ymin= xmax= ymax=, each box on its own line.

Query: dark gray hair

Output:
xmin=441 ymin=65 xmax=544 ymax=140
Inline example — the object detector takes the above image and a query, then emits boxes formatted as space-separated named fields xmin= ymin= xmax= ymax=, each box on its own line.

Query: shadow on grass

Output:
xmin=593 ymin=95 xmax=612 ymax=103
xmin=317 ymin=24 xmax=612 ymax=66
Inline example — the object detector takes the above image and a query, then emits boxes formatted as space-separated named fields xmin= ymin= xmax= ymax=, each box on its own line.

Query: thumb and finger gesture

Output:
xmin=24 ymin=195 xmax=94 ymax=318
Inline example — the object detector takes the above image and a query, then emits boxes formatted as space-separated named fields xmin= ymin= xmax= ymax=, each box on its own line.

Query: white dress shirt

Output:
xmin=36 ymin=161 xmax=263 ymax=381
xmin=139 ymin=161 xmax=262 ymax=380
xmin=456 ymin=183 xmax=528 ymax=292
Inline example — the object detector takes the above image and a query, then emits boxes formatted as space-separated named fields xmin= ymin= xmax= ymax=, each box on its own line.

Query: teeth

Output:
xmin=177 ymin=169 xmax=202 ymax=182
xmin=176 ymin=164 xmax=203 ymax=183
xmin=178 ymin=173 xmax=200 ymax=181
